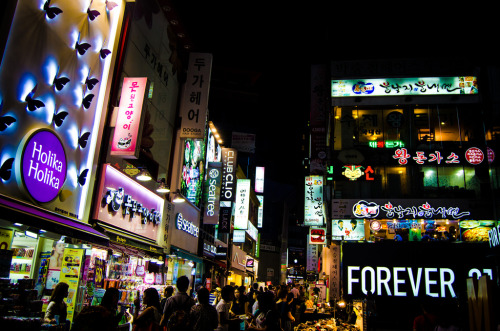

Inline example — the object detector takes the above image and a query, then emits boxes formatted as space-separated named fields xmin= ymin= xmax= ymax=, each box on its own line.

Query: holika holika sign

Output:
xmin=331 ymin=76 xmax=478 ymax=97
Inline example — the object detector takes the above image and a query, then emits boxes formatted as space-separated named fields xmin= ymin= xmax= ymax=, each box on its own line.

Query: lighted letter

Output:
xmin=347 ymin=266 xmax=360 ymax=295
xmin=393 ymin=267 xmax=406 ymax=297
xmin=440 ymin=268 xmax=455 ymax=298
xmin=468 ymin=268 xmax=482 ymax=279
xmin=408 ymin=268 xmax=422 ymax=296
xmin=377 ymin=267 xmax=392 ymax=296
xmin=425 ymin=268 xmax=438 ymax=298
xmin=361 ymin=266 xmax=375 ymax=295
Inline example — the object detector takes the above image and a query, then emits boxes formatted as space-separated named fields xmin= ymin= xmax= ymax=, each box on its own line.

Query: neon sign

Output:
xmin=342 ymin=165 xmax=374 ymax=181
xmin=392 ymin=147 xmax=488 ymax=165
xmin=175 ymin=213 xmax=199 ymax=237
xmin=332 ymin=76 xmax=478 ymax=97
xmin=353 ymin=200 xmax=470 ymax=219
xmin=104 ymin=187 xmax=162 ymax=225
xmin=368 ymin=140 xmax=405 ymax=148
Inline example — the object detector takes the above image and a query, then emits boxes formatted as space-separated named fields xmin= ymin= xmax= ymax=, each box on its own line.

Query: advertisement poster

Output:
xmin=304 ymin=176 xmax=324 ymax=226
xmin=94 ymin=258 xmax=105 ymax=288
xmin=46 ymin=239 xmax=65 ymax=290
xmin=181 ymin=139 xmax=205 ymax=207
xmin=60 ymin=248 xmax=84 ymax=323
xmin=332 ymin=219 xmax=365 ymax=241
xmin=0 ymin=228 xmax=13 ymax=250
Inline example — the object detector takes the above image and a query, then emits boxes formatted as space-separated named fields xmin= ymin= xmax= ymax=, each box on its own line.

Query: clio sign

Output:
xmin=19 ymin=130 xmax=67 ymax=203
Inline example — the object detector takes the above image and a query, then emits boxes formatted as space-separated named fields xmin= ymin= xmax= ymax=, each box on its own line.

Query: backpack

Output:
xmin=167 ymin=310 xmax=190 ymax=331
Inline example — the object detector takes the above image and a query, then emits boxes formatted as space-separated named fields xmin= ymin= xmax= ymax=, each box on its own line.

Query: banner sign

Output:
xmin=332 ymin=76 xmax=478 ymax=98
xmin=331 ymin=199 xmax=472 ymax=220
xmin=179 ymin=53 xmax=212 ymax=138
xmin=219 ymin=148 xmax=237 ymax=233
xmin=234 ymin=179 xmax=251 ymax=229
xmin=332 ymin=219 xmax=365 ymax=241
xmin=111 ymin=77 xmax=148 ymax=158
xmin=304 ymin=176 xmax=324 ymax=226
xmin=257 ymin=195 xmax=264 ymax=228
xmin=255 ymin=166 xmax=265 ymax=193
xmin=392 ymin=147 xmax=494 ymax=166
xmin=60 ymin=248 xmax=84 ymax=323
xmin=93 ymin=164 xmax=164 ymax=242
xmin=203 ymin=162 xmax=222 ymax=224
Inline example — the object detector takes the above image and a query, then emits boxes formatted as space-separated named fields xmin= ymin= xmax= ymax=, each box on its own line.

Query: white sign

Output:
xmin=233 ymin=230 xmax=245 ymax=243
xmin=234 ymin=179 xmax=251 ymax=229
xmin=246 ymin=221 xmax=258 ymax=241
xmin=255 ymin=167 xmax=265 ymax=193
xmin=332 ymin=76 xmax=478 ymax=98
xmin=304 ymin=176 xmax=324 ymax=226
xmin=179 ymin=53 xmax=212 ymax=138
xmin=257 ymin=195 xmax=264 ymax=228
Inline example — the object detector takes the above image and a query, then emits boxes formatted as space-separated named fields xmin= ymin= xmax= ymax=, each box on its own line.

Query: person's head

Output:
xmin=236 ymin=285 xmax=245 ymax=298
xmin=164 ymin=285 xmax=174 ymax=297
xmin=338 ymin=220 xmax=344 ymax=228
xmin=277 ymin=288 xmax=288 ymax=300
xmin=176 ymin=275 xmax=190 ymax=293
xmin=258 ymin=292 xmax=275 ymax=312
xmin=50 ymin=282 xmax=69 ymax=303
xmin=351 ymin=220 xmax=357 ymax=229
xmin=221 ymin=285 xmax=234 ymax=302
xmin=252 ymin=283 xmax=258 ymax=291
xmin=52 ymin=240 xmax=65 ymax=256
xmin=286 ymin=292 xmax=294 ymax=302
xmin=143 ymin=287 xmax=160 ymax=309
xmin=197 ymin=287 xmax=210 ymax=305
xmin=100 ymin=287 xmax=119 ymax=311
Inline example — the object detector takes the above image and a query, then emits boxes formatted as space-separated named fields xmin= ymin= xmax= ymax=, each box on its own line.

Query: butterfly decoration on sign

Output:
xmin=78 ymin=131 xmax=91 ymax=148
xmin=0 ymin=158 xmax=14 ymax=181
xmin=78 ymin=169 xmax=89 ymax=186
xmin=43 ymin=0 xmax=63 ymax=20
xmin=75 ymin=33 xmax=91 ymax=56
xmin=53 ymin=76 xmax=70 ymax=91
xmin=25 ymin=84 xmax=45 ymax=112
xmin=85 ymin=76 xmax=99 ymax=91
xmin=82 ymin=94 xmax=94 ymax=109
xmin=0 ymin=101 xmax=16 ymax=132
xmin=53 ymin=110 xmax=68 ymax=127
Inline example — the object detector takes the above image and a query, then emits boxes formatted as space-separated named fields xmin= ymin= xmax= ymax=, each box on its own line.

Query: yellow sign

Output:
xmin=0 ymin=228 xmax=13 ymax=250
xmin=60 ymin=248 xmax=84 ymax=323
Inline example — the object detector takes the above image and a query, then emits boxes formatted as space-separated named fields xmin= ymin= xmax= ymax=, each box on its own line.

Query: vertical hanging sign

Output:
xmin=255 ymin=166 xmax=265 ymax=193
xmin=257 ymin=195 xmax=264 ymax=228
xmin=203 ymin=162 xmax=222 ymax=224
xmin=179 ymin=53 xmax=213 ymax=138
xmin=218 ymin=148 xmax=237 ymax=233
xmin=304 ymin=176 xmax=324 ymax=226
xmin=111 ymin=77 xmax=149 ymax=158
xmin=234 ymin=179 xmax=250 ymax=229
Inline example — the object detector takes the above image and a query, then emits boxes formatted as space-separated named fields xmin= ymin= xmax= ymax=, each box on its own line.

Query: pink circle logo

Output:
xmin=21 ymin=130 xmax=67 ymax=203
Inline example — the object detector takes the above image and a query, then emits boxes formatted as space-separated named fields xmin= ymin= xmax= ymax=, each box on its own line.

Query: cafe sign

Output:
xmin=332 ymin=76 xmax=478 ymax=97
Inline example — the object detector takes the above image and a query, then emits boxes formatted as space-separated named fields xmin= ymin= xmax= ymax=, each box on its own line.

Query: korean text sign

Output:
xmin=180 ymin=53 xmax=213 ymax=138
xmin=234 ymin=179 xmax=251 ymax=229
xmin=304 ymin=176 xmax=324 ymax=226
xmin=111 ymin=77 xmax=148 ymax=158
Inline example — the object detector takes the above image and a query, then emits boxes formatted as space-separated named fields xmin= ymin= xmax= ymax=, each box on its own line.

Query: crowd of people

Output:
xmin=43 ymin=278 xmax=309 ymax=331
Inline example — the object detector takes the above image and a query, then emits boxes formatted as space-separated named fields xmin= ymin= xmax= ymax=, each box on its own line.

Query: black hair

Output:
xmin=176 ymin=275 xmax=190 ymax=292
xmin=197 ymin=287 xmax=210 ymax=304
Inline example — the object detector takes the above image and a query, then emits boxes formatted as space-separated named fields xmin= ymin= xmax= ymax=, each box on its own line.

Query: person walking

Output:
xmin=216 ymin=285 xmax=241 ymax=331
xmin=160 ymin=276 xmax=196 ymax=329
xmin=190 ymin=287 xmax=218 ymax=331
xmin=132 ymin=287 xmax=162 ymax=331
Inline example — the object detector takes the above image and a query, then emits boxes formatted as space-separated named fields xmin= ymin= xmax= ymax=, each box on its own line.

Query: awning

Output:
xmin=0 ymin=195 xmax=109 ymax=246
xmin=170 ymin=246 xmax=203 ymax=264
xmin=94 ymin=221 xmax=164 ymax=257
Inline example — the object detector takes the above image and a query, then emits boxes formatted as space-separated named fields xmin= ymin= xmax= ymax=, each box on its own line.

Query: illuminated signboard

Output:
xmin=180 ymin=139 xmax=205 ymax=207
xmin=179 ymin=53 xmax=212 ymax=139
xmin=304 ymin=176 xmax=324 ymax=226
xmin=246 ymin=221 xmax=258 ymax=241
xmin=309 ymin=227 xmax=327 ymax=245
xmin=489 ymin=224 xmax=500 ymax=248
xmin=234 ymin=179 xmax=251 ymax=230
xmin=255 ymin=166 xmax=265 ymax=193
xmin=368 ymin=140 xmax=405 ymax=148
xmin=332 ymin=220 xmax=365 ymax=241
xmin=110 ymin=77 xmax=148 ymax=158
xmin=20 ymin=129 xmax=67 ymax=203
xmin=257 ymin=195 xmax=264 ymax=228
xmin=0 ymin=0 xmax=123 ymax=220
xmin=219 ymin=148 xmax=237 ymax=233
xmin=93 ymin=164 xmax=164 ymax=241
xmin=206 ymin=126 xmax=221 ymax=168
xmin=393 ymin=147 xmax=489 ymax=166
xmin=233 ymin=230 xmax=245 ymax=243
xmin=332 ymin=76 xmax=478 ymax=97
xmin=352 ymin=200 xmax=471 ymax=220
xmin=202 ymin=163 xmax=222 ymax=224
xmin=342 ymin=165 xmax=374 ymax=181
xmin=175 ymin=213 xmax=199 ymax=238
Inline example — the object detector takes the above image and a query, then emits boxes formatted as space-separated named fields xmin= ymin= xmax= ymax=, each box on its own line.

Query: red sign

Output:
xmin=465 ymin=147 xmax=484 ymax=165
xmin=309 ymin=227 xmax=327 ymax=244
